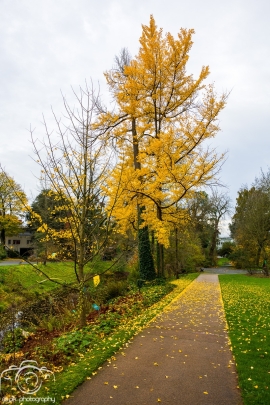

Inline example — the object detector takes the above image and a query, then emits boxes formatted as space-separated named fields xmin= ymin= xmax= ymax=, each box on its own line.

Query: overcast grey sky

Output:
xmin=1 ymin=0 xmax=270 ymax=234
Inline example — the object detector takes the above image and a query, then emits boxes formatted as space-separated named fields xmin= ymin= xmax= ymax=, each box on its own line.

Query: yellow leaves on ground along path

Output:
xmin=98 ymin=15 xmax=227 ymax=248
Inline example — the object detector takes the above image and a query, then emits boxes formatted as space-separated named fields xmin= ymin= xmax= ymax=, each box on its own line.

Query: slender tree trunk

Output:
xmin=256 ymin=245 xmax=262 ymax=267
xmin=151 ymin=230 xmax=155 ymax=254
xmin=209 ymin=220 xmax=218 ymax=266
xmin=156 ymin=206 xmax=164 ymax=277
xmin=175 ymin=227 xmax=179 ymax=273
xmin=1 ymin=228 xmax=5 ymax=246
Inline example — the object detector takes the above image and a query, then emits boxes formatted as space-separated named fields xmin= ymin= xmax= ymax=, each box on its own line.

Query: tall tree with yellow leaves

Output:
xmin=98 ymin=15 xmax=227 ymax=276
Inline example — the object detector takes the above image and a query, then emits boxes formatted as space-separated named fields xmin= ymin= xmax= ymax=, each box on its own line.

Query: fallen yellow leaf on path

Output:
xmin=203 ymin=391 xmax=208 ymax=395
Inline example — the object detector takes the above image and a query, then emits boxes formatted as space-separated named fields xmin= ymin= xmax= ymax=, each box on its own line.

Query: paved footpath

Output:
xmin=65 ymin=274 xmax=242 ymax=405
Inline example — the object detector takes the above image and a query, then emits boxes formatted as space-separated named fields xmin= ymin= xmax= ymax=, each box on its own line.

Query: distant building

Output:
xmin=217 ymin=236 xmax=234 ymax=249
xmin=5 ymin=230 xmax=34 ymax=257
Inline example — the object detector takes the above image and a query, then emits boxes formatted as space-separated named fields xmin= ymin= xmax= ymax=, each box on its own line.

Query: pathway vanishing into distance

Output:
xmin=65 ymin=274 xmax=243 ymax=405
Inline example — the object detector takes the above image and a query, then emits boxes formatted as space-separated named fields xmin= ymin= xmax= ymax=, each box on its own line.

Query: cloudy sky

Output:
xmin=0 ymin=0 xmax=269 ymax=234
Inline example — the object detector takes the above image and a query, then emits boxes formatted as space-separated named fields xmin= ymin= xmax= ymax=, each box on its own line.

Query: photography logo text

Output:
xmin=0 ymin=360 xmax=55 ymax=400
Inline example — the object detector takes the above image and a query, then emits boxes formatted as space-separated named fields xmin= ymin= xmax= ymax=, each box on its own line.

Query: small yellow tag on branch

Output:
xmin=93 ymin=275 xmax=100 ymax=287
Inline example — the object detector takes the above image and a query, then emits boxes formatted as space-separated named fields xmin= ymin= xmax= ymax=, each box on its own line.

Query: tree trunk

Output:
xmin=209 ymin=221 xmax=218 ymax=266
xmin=132 ymin=118 xmax=155 ymax=280
xmin=156 ymin=206 xmax=164 ymax=277
xmin=138 ymin=206 xmax=156 ymax=280
xmin=1 ymin=228 xmax=5 ymax=246
xmin=175 ymin=227 xmax=179 ymax=273
xmin=256 ymin=245 xmax=262 ymax=267
xmin=78 ymin=280 xmax=87 ymax=327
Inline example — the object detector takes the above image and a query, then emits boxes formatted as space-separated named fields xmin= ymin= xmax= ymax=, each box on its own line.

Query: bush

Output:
xmin=1 ymin=328 xmax=26 ymax=353
xmin=7 ymin=249 xmax=19 ymax=258
xmin=217 ymin=241 xmax=235 ymax=257
xmin=0 ymin=245 xmax=7 ymax=260
xmin=104 ymin=280 xmax=129 ymax=301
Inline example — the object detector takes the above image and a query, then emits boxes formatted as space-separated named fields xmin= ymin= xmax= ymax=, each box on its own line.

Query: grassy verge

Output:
xmin=219 ymin=275 xmax=270 ymax=405
xmin=0 ymin=261 xmax=111 ymax=291
xmin=0 ymin=273 xmax=197 ymax=404
xmin=0 ymin=261 xmax=115 ymax=311
xmin=217 ymin=257 xmax=231 ymax=266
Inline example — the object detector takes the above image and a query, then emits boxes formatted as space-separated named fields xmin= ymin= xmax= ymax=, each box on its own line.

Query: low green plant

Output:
xmin=1 ymin=328 xmax=26 ymax=353
xmin=0 ymin=245 xmax=7 ymax=260
xmin=217 ymin=257 xmax=231 ymax=266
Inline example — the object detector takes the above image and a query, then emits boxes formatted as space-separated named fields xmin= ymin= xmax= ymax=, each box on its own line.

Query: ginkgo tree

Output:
xmin=97 ymin=15 xmax=227 ymax=277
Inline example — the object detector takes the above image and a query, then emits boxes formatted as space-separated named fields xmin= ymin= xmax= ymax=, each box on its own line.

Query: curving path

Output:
xmin=64 ymin=274 xmax=242 ymax=405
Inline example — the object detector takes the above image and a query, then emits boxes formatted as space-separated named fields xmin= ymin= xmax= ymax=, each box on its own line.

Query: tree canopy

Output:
xmin=0 ymin=171 xmax=27 ymax=245
xmin=98 ymin=16 xmax=227 ymax=275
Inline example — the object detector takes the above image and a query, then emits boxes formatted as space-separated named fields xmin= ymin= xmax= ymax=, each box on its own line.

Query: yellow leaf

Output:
xmin=93 ymin=275 xmax=100 ymax=287
xmin=104 ymin=382 xmax=109 ymax=385
xmin=203 ymin=391 xmax=208 ymax=395
xmin=113 ymin=385 xmax=118 ymax=389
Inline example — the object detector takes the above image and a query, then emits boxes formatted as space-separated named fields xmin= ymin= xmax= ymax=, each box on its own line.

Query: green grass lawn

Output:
xmin=219 ymin=275 xmax=270 ymax=405
xmin=0 ymin=260 xmax=112 ymax=310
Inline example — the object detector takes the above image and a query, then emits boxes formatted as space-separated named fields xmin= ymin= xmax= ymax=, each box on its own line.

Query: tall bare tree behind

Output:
xmin=29 ymin=83 xmax=119 ymax=327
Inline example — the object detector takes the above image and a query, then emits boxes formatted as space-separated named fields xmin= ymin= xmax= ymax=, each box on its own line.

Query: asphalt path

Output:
xmin=64 ymin=273 xmax=243 ymax=405
xmin=0 ymin=259 xmax=30 ymax=266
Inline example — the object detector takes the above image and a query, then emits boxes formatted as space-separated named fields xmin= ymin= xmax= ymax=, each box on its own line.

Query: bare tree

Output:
xmin=208 ymin=189 xmax=232 ymax=266
xmin=28 ymin=83 xmax=120 ymax=326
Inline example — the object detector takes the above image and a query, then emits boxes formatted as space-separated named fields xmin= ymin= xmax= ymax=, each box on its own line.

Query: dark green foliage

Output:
xmin=217 ymin=241 xmax=235 ymax=257
xmin=0 ymin=244 xmax=7 ymax=260
xmin=102 ymin=280 xmax=128 ymax=301
xmin=137 ymin=279 xmax=144 ymax=290
xmin=1 ymin=328 xmax=26 ymax=353
xmin=138 ymin=225 xmax=156 ymax=280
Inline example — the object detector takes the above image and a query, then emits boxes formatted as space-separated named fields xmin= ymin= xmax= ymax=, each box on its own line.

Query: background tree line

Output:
xmin=229 ymin=170 xmax=270 ymax=275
